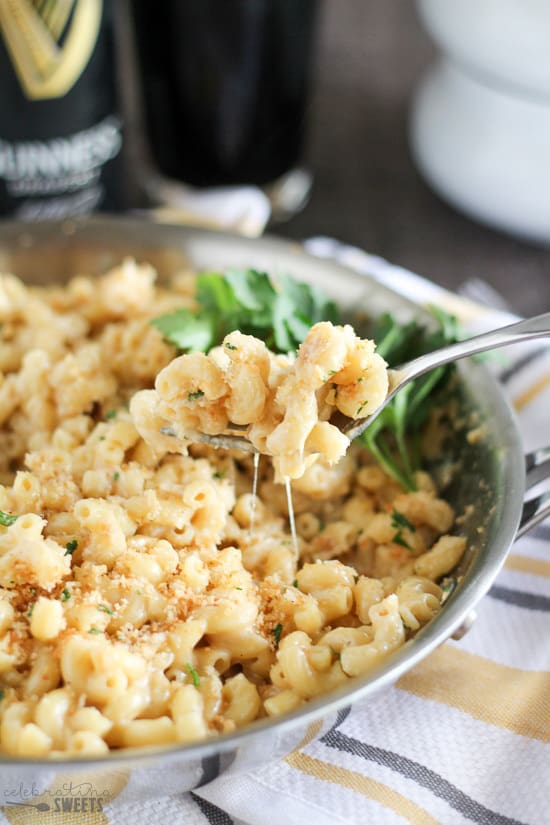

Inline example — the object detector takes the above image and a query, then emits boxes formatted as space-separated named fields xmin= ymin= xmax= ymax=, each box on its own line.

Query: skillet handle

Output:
xmin=517 ymin=447 xmax=550 ymax=538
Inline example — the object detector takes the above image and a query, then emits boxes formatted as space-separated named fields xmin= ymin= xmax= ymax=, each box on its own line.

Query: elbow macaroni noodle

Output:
xmin=0 ymin=261 xmax=467 ymax=757
xmin=132 ymin=322 xmax=389 ymax=482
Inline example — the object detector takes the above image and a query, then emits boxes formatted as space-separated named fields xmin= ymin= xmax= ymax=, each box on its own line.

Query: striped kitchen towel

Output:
xmin=1 ymin=240 xmax=548 ymax=825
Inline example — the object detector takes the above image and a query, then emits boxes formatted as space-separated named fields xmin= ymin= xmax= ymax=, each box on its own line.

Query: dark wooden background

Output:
xmin=281 ymin=0 xmax=550 ymax=317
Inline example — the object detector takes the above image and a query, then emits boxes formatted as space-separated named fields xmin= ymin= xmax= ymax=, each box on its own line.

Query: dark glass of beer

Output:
xmin=130 ymin=0 xmax=319 ymax=188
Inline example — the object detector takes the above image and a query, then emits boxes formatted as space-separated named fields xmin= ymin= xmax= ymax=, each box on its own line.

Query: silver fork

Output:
xmin=161 ymin=312 xmax=550 ymax=451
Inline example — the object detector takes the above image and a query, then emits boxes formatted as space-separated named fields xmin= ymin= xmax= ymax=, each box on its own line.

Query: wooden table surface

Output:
xmin=281 ymin=0 xmax=550 ymax=318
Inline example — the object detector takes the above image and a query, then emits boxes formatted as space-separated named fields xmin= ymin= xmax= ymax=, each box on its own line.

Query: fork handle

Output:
xmin=398 ymin=312 xmax=550 ymax=383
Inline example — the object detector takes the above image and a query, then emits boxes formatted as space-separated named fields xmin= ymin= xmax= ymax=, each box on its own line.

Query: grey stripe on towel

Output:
xmin=320 ymin=729 xmax=528 ymax=825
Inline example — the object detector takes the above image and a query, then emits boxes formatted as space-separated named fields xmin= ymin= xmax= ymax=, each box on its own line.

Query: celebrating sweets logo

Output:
xmin=3 ymin=780 xmax=111 ymax=813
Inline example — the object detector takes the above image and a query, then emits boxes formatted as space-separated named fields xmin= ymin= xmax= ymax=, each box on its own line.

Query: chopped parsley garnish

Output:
xmin=392 ymin=532 xmax=412 ymax=550
xmin=360 ymin=307 xmax=459 ymax=491
xmin=273 ymin=623 xmax=283 ymax=645
xmin=88 ymin=627 xmax=102 ymax=635
xmin=27 ymin=604 xmax=34 ymax=618
xmin=187 ymin=390 xmax=205 ymax=401
xmin=97 ymin=604 xmax=114 ymax=615
xmin=151 ymin=268 xmax=339 ymax=355
xmin=65 ymin=539 xmax=78 ymax=555
xmin=356 ymin=399 xmax=369 ymax=416
xmin=225 ymin=342 xmax=238 ymax=350
xmin=105 ymin=409 xmax=117 ymax=420
xmin=293 ymin=579 xmax=299 ymax=588
xmin=391 ymin=509 xmax=416 ymax=550
xmin=0 ymin=510 xmax=18 ymax=527
xmin=213 ymin=470 xmax=225 ymax=479
xmin=0 ymin=689 xmax=4 ymax=702
xmin=186 ymin=663 xmax=200 ymax=687
xmin=61 ymin=588 xmax=71 ymax=602
xmin=391 ymin=510 xmax=416 ymax=533
xmin=113 ymin=472 xmax=120 ymax=482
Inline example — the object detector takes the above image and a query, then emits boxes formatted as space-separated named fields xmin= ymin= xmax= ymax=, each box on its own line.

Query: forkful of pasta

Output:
xmin=131 ymin=313 xmax=550 ymax=482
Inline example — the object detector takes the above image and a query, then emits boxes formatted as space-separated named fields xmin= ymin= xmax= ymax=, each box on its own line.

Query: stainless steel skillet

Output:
xmin=0 ymin=216 xmax=547 ymax=803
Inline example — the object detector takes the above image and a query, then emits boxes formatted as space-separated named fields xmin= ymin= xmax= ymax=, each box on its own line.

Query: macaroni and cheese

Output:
xmin=0 ymin=260 xmax=466 ymax=758
xmin=132 ymin=322 xmax=389 ymax=481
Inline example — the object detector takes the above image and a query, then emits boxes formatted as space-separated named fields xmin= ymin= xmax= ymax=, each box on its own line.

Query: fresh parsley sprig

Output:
xmin=361 ymin=306 xmax=459 ymax=491
xmin=152 ymin=269 xmax=458 ymax=492
xmin=151 ymin=269 xmax=339 ymax=355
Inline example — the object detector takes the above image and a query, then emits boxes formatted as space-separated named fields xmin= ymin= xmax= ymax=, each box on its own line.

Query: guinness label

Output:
xmin=0 ymin=0 xmax=124 ymax=217
xmin=0 ymin=0 xmax=102 ymax=100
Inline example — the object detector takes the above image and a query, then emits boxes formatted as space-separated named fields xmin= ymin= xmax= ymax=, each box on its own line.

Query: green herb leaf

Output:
xmin=186 ymin=663 xmax=200 ymax=687
xmin=97 ymin=604 xmax=114 ymax=616
xmin=0 ymin=689 xmax=4 ymax=702
xmin=88 ymin=626 xmax=102 ymax=635
xmin=105 ymin=409 xmax=117 ymax=420
xmin=0 ymin=510 xmax=18 ymax=527
xmin=65 ymin=539 xmax=78 ymax=555
xmin=361 ymin=307 xmax=459 ymax=490
xmin=151 ymin=308 xmax=216 ymax=352
xmin=187 ymin=389 xmax=205 ymax=401
xmin=113 ymin=472 xmax=120 ymax=482
xmin=151 ymin=269 xmax=340 ymax=356
xmin=392 ymin=531 xmax=412 ymax=551
xmin=273 ymin=623 xmax=283 ymax=645
xmin=61 ymin=588 xmax=71 ymax=602
xmin=391 ymin=509 xmax=416 ymax=533
xmin=293 ymin=579 xmax=299 ymax=588
xmin=225 ymin=268 xmax=269 ymax=311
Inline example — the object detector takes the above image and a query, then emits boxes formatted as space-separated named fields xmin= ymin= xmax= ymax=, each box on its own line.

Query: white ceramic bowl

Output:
xmin=417 ymin=0 xmax=550 ymax=99
xmin=410 ymin=59 xmax=550 ymax=243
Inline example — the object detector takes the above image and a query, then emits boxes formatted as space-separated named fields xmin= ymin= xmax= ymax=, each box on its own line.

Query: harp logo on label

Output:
xmin=0 ymin=0 xmax=102 ymax=100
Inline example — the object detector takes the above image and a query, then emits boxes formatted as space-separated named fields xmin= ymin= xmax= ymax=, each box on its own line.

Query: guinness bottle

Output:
xmin=0 ymin=0 xmax=124 ymax=219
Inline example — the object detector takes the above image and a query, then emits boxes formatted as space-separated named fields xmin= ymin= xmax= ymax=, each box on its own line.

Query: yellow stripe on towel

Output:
xmin=287 ymin=750 xmax=439 ymax=825
xmin=506 ymin=553 xmax=550 ymax=578
xmin=513 ymin=373 xmax=550 ymax=412
xmin=398 ymin=645 xmax=550 ymax=742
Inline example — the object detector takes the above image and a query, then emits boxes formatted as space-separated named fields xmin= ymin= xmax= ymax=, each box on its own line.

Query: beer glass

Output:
xmin=130 ymin=0 xmax=319 ymax=198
